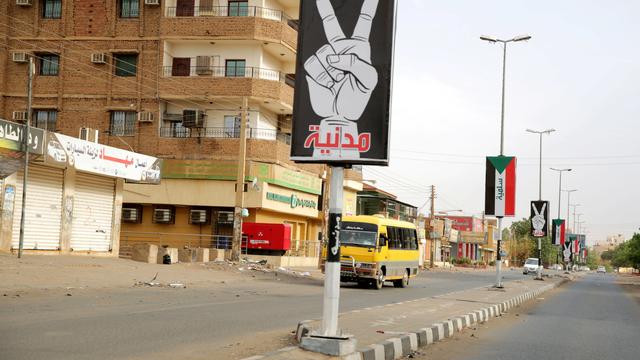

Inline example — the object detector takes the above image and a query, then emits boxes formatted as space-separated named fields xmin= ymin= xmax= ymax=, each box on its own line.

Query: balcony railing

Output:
xmin=165 ymin=6 xmax=297 ymax=29
xmin=163 ymin=66 xmax=286 ymax=83
xmin=160 ymin=127 xmax=291 ymax=144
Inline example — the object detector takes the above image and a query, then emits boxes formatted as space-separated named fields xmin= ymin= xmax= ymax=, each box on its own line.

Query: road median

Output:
xmin=244 ymin=275 xmax=571 ymax=360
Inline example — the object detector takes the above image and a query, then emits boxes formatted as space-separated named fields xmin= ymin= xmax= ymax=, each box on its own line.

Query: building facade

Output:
xmin=1 ymin=0 xmax=362 ymax=257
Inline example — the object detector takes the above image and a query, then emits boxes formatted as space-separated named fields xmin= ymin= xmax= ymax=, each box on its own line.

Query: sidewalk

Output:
xmin=246 ymin=275 xmax=573 ymax=360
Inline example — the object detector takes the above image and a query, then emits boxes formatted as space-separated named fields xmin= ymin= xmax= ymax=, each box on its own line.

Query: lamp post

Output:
xmin=527 ymin=129 xmax=556 ymax=199
xmin=526 ymin=128 xmax=555 ymax=279
xmin=563 ymin=189 xmax=577 ymax=230
xmin=551 ymin=168 xmax=571 ymax=269
xmin=480 ymin=34 xmax=531 ymax=288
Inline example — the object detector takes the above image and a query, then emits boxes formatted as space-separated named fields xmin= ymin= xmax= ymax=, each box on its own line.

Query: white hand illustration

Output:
xmin=305 ymin=0 xmax=379 ymax=121
xmin=531 ymin=203 xmax=547 ymax=232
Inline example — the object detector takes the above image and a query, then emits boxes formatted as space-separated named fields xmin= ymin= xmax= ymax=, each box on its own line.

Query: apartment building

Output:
xmin=0 ymin=0 xmax=362 ymax=256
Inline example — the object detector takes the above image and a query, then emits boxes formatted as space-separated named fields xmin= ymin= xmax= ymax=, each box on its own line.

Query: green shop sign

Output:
xmin=266 ymin=192 xmax=317 ymax=209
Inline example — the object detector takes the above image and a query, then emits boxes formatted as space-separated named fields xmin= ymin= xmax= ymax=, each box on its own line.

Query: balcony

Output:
xmin=159 ymin=127 xmax=292 ymax=145
xmin=161 ymin=6 xmax=298 ymax=50
xmin=159 ymin=66 xmax=294 ymax=107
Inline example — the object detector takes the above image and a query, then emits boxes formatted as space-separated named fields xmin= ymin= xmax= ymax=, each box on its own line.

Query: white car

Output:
xmin=47 ymin=141 xmax=67 ymax=163
xmin=523 ymin=258 xmax=541 ymax=275
xmin=597 ymin=266 xmax=606 ymax=273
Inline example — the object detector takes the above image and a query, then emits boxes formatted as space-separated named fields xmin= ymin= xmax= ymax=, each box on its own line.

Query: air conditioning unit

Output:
xmin=217 ymin=211 xmax=234 ymax=225
xmin=12 ymin=111 xmax=28 ymax=121
xmin=182 ymin=109 xmax=206 ymax=128
xmin=154 ymin=208 xmax=173 ymax=223
xmin=79 ymin=127 xmax=99 ymax=143
xmin=16 ymin=0 xmax=32 ymax=6
xmin=12 ymin=52 xmax=29 ymax=63
xmin=144 ymin=0 xmax=160 ymax=5
xmin=122 ymin=208 xmax=140 ymax=222
xmin=91 ymin=53 xmax=107 ymax=64
xmin=189 ymin=209 xmax=208 ymax=224
xmin=138 ymin=112 xmax=154 ymax=123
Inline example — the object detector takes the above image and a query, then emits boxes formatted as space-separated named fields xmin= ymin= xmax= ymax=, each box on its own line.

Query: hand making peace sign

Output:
xmin=304 ymin=0 xmax=380 ymax=121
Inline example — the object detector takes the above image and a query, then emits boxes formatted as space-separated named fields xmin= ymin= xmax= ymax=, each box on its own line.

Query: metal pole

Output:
xmin=538 ymin=134 xmax=542 ymax=200
xmin=320 ymin=166 xmax=343 ymax=336
xmin=494 ymin=41 xmax=507 ymax=288
xmin=556 ymin=172 xmax=562 ymax=269
xmin=566 ymin=193 xmax=571 ymax=231
xmin=500 ymin=42 xmax=507 ymax=155
xmin=496 ymin=217 xmax=503 ymax=288
xmin=231 ymin=97 xmax=249 ymax=262
xmin=429 ymin=185 xmax=435 ymax=268
xmin=18 ymin=56 xmax=34 ymax=259
xmin=536 ymin=133 xmax=543 ymax=279
xmin=557 ymin=172 xmax=562 ymax=219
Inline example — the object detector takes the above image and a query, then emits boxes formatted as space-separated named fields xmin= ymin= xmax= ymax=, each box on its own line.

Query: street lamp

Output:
xmin=526 ymin=129 xmax=556 ymax=199
xmin=551 ymin=168 xmax=571 ymax=268
xmin=481 ymin=34 xmax=532 ymax=288
xmin=563 ymin=189 xmax=577 ymax=230
xmin=526 ymin=128 xmax=555 ymax=280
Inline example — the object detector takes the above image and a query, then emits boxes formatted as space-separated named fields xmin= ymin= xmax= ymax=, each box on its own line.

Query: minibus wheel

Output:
xmin=394 ymin=270 xmax=409 ymax=288
xmin=372 ymin=270 xmax=384 ymax=290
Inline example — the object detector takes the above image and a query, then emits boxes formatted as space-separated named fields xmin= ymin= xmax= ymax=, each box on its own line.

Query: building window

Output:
xmin=223 ymin=115 xmax=240 ymax=137
xmin=34 ymin=110 xmax=57 ymax=131
xmin=42 ymin=0 xmax=62 ymax=19
xmin=120 ymin=0 xmax=140 ymax=18
xmin=114 ymin=54 xmax=138 ymax=77
xmin=110 ymin=111 xmax=136 ymax=136
xmin=228 ymin=0 xmax=249 ymax=16
xmin=225 ymin=59 xmax=246 ymax=77
xmin=38 ymin=54 xmax=59 ymax=76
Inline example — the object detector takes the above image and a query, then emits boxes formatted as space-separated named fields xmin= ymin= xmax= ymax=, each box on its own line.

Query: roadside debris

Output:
xmin=133 ymin=272 xmax=186 ymax=289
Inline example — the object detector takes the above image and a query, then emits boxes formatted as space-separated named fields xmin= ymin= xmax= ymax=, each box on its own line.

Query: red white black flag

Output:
xmin=485 ymin=156 xmax=517 ymax=217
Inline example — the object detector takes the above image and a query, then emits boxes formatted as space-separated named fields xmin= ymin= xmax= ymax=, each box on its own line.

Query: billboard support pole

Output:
xmin=18 ymin=56 xmax=34 ymax=259
xmin=320 ymin=166 xmax=343 ymax=337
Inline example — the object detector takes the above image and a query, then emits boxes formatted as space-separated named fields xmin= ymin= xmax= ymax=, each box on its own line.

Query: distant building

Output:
xmin=356 ymin=183 xmax=418 ymax=223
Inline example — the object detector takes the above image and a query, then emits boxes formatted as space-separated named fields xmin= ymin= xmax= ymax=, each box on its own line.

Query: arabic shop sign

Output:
xmin=0 ymin=119 xmax=45 ymax=155
xmin=45 ymin=133 xmax=162 ymax=184
xmin=0 ymin=119 xmax=45 ymax=178
xmin=266 ymin=192 xmax=317 ymax=209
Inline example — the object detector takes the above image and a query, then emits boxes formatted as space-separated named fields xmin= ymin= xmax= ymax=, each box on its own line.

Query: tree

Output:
xmin=606 ymin=233 xmax=640 ymax=270
xmin=586 ymin=250 xmax=599 ymax=270
xmin=508 ymin=218 xmax=556 ymax=266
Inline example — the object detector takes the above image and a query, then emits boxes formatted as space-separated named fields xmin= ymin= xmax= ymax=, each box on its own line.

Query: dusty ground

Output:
xmin=0 ymin=252 xmax=321 ymax=297
xmin=616 ymin=272 xmax=640 ymax=305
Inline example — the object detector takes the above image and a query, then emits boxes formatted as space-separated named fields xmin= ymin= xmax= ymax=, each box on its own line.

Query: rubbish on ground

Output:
xmin=169 ymin=283 xmax=186 ymax=288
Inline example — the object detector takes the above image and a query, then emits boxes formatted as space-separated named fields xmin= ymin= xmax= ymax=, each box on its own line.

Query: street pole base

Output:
xmin=300 ymin=332 xmax=357 ymax=356
xmin=490 ymin=285 xmax=506 ymax=291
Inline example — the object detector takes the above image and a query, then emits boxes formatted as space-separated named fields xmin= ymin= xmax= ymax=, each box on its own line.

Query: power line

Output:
xmin=393 ymin=148 xmax=640 ymax=160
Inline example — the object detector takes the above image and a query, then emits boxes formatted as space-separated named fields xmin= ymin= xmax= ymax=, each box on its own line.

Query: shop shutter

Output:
xmin=70 ymin=173 xmax=115 ymax=252
xmin=11 ymin=166 xmax=64 ymax=250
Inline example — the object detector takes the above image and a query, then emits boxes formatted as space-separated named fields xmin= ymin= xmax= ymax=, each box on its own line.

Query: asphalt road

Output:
xmin=429 ymin=273 xmax=640 ymax=360
xmin=0 ymin=269 xmax=527 ymax=359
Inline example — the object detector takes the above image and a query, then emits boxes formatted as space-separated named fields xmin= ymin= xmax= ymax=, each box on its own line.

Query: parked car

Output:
xmin=597 ymin=266 xmax=606 ymax=273
xmin=523 ymin=258 xmax=540 ymax=275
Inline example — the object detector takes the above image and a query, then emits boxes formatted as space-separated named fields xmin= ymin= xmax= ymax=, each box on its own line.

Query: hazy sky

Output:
xmin=364 ymin=0 xmax=640 ymax=244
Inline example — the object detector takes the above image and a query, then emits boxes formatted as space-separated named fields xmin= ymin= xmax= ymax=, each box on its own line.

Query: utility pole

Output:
xmin=429 ymin=185 xmax=436 ymax=268
xmin=231 ymin=97 xmax=249 ymax=262
xmin=18 ymin=56 xmax=34 ymax=259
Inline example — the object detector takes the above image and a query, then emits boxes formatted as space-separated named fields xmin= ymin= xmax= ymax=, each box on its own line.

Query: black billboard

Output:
xmin=530 ymin=200 xmax=549 ymax=238
xmin=290 ymin=0 xmax=396 ymax=165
